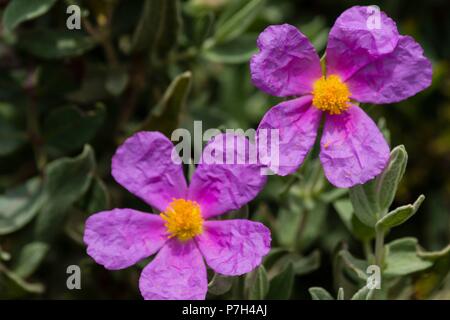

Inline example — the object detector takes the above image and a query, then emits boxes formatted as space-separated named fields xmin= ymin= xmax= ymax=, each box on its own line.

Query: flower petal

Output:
xmin=256 ymin=96 xmax=322 ymax=175
xmin=326 ymin=6 xmax=431 ymax=103
xmin=319 ymin=105 xmax=390 ymax=188
xmin=139 ymin=240 xmax=207 ymax=300
xmin=344 ymin=36 xmax=432 ymax=104
xmin=196 ymin=220 xmax=271 ymax=276
xmin=250 ymin=24 xmax=322 ymax=97
xmin=84 ymin=209 xmax=167 ymax=270
xmin=188 ymin=133 xmax=267 ymax=219
xmin=326 ymin=5 xmax=400 ymax=80
xmin=112 ymin=131 xmax=188 ymax=212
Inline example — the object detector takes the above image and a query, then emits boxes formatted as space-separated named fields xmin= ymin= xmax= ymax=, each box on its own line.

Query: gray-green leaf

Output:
xmin=351 ymin=286 xmax=375 ymax=300
xmin=34 ymin=145 xmax=96 ymax=240
xmin=44 ymin=105 xmax=105 ymax=155
xmin=214 ymin=0 xmax=266 ymax=44
xmin=0 ymin=117 xmax=27 ymax=156
xmin=13 ymin=242 xmax=49 ymax=278
xmin=384 ymin=238 xmax=433 ymax=277
xmin=349 ymin=145 xmax=408 ymax=227
xmin=245 ymin=265 xmax=269 ymax=300
xmin=141 ymin=71 xmax=192 ymax=136
xmin=266 ymin=262 xmax=294 ymax=299
xmin=309 ymin=287 xmax=334 ymax=300
xmin=376 ymin=195 xmax=425 ymax=230
xmin=0 ymin=177 xmax=45 ymax=235
xmin=19 ymin=30 xmax=95 ymax=59
xmin=203 ymin=34 xmax=257 ymax=64
xmin=377 ymin=145 xmax=408 ymax=211
xmin=3 ymin=0 xmax=58 ymax=33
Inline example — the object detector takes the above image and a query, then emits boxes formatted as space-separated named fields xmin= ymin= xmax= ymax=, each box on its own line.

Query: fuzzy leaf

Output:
xmin=0 ymin=177 xmax=45 ymax=235
xmin=34 ymin=145 xmax=96 ymax=240
xmin=266 ymin=262 xmax=294 ymax=299
xmin=142 ymin=71 xmax=192 ymax=136
xmin=376 ymin=195 xmax=425 ymax=230
xmin=384 ymin=238 xmax=433 ymax=277
xmin=309 ymin=287 xmax=334 ymax=300
xmin=245 ymin=265 xmax=269 ymax=300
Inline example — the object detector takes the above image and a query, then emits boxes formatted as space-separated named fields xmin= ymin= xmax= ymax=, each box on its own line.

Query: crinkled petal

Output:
xmin=250 ymin=24 xmax=322 ymax=97
xmin=344 ymin=35 xmax=432 ymax=104
xmin=196 ymin=220 xmax=271 ymax=276
xmin=326 ymin=5 xmax=400 ymax=80
xmin=188 ymin=133 xmax=267 ymax=219
xmin=112 ymin=131 xmax=188 ymax=212
xmin=319 ymin=105 xmax=390 ymax=188
xmin=256 ymin=96 xmax=322 ymax=175
xmin=84 ymin=209 xmax=167 ymax=270
xmin=139 ymin=240 xmax=207 ymax=300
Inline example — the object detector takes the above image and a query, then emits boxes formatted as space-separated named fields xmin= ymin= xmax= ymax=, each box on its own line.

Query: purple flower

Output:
xmin=251 ymin=6 xmax=432 ymax=187
xmin=83 ymin=131 xmax=271 ymax=300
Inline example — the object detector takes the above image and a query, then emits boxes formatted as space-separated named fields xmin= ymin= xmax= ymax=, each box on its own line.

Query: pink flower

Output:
xmin=251 ymin=6 xmax=432 ymax=187
xmin=83 ymin=132 xmax=271 ymax=300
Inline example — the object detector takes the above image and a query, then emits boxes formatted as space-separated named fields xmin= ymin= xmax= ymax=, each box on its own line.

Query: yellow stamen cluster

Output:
xmin=160 ymin=199 xmax=204 ymax=241
xmin=312 ymin=75 xmax=351 ymax=115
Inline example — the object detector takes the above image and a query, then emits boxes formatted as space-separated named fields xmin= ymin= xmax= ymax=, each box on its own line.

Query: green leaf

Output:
xmin=270 ymin=250 xmax=321 ymax=277
xmin=2 ymin=0 xmax=58 ymax=33
xmin=338 ymin=249 xmax=368 ymax=281
xmin=13 ymin=242 xmax=49 ymax=278
xmin=309 ymin=287 xmax=334 ymax=300
xmin=44 ymin=105 xmax=105 ymax=155
xmin=0 ymin=177 xmax=45 ymax=235
xmin=245 ymin=265 xmax=269 ymax=300
xmin=266 ymin=262 xmax=294 ymax=299
xmin=19 ymin=30 xmax=95 ymax=59
xmin=208 ymin=273 xmax=233 ymax=296
xmin=376 ymin=195 xmax=425 ymax=230
xmin=131 ymin=0 xmax=181 ymax=59
xmin=297 ymin=201 xmax=327 ymax=250
xmin=377 ymin=145 xmax=408 ymax=211
xmin=415 ymin=245 xmax=450 ymax=299
xmin=203 ymin=34 xmax=257 ymax=64
xmin=349 ymin=146 xmax=408 ymax=227
xmin=351 ymin=286 xmax=375 ymax=300
xmin=0 ymin=117 xmax=26 ymax=156
xmin=384 ymin=238 xmax=434 ymax=277
xmin=275 ymin=205 xmax=302 ymax=248
xmin=334 ymin=199 xmax=375 ymax=241
xmin=34 ymin=145 xmax=96 ymax=240
xmin=292 ymin=250 xmax=321 ymax=276
xmin=141 ymin=71 xmax=192 ymax=136
xmin=214 ymin=0 xmax=266 ymax=44
xmin=0 ymin=264 xmax=44 ymax=298
xmin=349 ymin=181 xmax=379 ymax=227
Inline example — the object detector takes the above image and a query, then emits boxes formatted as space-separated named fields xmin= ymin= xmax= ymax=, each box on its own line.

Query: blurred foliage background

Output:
xmin=0 ymin=0 xmax=449 ymax=299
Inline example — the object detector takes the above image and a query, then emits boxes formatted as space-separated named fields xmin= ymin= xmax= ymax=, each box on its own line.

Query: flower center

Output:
xmin=160 ymin=199 xmax=204 ymax=241
xmin=312 ymin=75 xmax=350 ymax=115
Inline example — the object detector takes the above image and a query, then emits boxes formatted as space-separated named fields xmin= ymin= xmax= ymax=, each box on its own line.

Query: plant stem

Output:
xmin=375 ymin=227 xmax=385 ymax=267
xmin=25 ymin=72 xmax=46 ymax=172
xmin=363 ymin=239 xmax=373 ymax=261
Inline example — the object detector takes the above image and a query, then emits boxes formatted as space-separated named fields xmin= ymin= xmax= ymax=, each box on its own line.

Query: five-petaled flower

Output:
xmin=84 ymin=131 xmax=271 ymax=300
xmin=251 ymin=5 xmax=432 ymax=187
